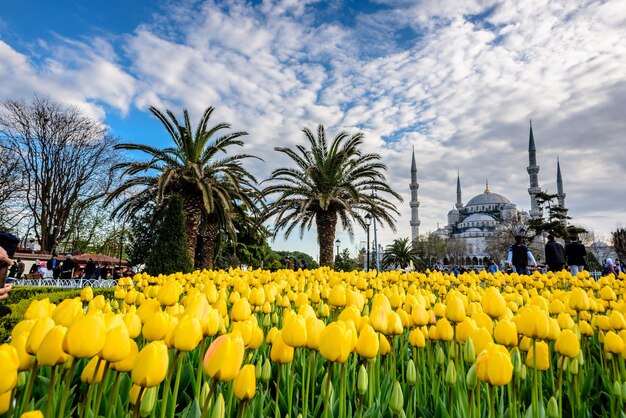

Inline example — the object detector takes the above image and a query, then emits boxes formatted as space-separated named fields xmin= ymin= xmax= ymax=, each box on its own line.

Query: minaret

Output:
xmin=409 ymin=148 xmax=420 ymax=241
xmin=455 ymin=172 xmax=463 ymax=210
xmin=527 ymin=120 xmax=542 ymax=218
xmin=556 ymin=158 xmax=566 ymax=208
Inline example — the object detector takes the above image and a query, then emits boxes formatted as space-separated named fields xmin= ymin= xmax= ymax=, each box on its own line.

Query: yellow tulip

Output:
xmin=102 ymin=325 xmax=131 ymax=363
xmin=526 ymin=341 xmax=550 ymax=370
xmin=81 ymin=356 xmax=107 ymax=384
xmin=604 ymin=331 xmax=625 ymax=354
xmin=0 ymin=344 xmax=19 ymax=394
xmin=435 ymin=318 xmax=454 ymax=341
xmin=270 ymin=331 xmax=295 ymax=364
xmin=556 ymin=313 xmax=575 ymax=330
xmin=445 ymin=295 xmax=466 ymax=323
xmin=517 ymin=306 xmax=549 ymax=339
xmin=132 ymin=341 xmax=169 ymax=387
xmin=0 ymin=390 xmax=11 ymax=415
xmin=157 ymin=280 xmax=182 ymax=306
xmin=370 ymin=304 xmax=389 ymax=333
xmin=319 ymin=322 xmax=352 ymax=363
xmin=328 ymin=284 xmax=347 ymax=307
xmin=11 ymin=319 xmax=35 ymax=341
xmin=555 ymin=329 xmax=580 ymax=358
xmin=233 ymin=364 xmax=256 ymax=400
xmin=173 ymin=315 xmax=203 ymax=352
xmin=136 ymin=299 xmax=161 ymax=323
xmin=455 ymin=318 xmax=477 ymax=343
xmin=379 ymin=333 xmax=391 ymax=355
xmin=471 ymin=328 xmax=493 ymax=356
xmin=204 ymin=333 xmax=245 ymax=380
xmin=610 ymin=311 xmax=626 ymax=330
xmin=123 ymin=312 xmax=142 ymax=339
xmin=305 ymin=318 xmax=325 ymax=350
xmin=482 ymin=287 xmax=506 ymax=318
xmin=64 ymin=312 xmax=106 ymax=358
xmin=51 ymin=298 xmax=83 ymax=327
xmin=494 ymin=320 xmax=518 ymax=347
xmin=356 ymin=324 xmax=379 ymax=358
xmin=569 ymin=288 xmax=590 ymax=311
xmin=111 ymin=339 xmax=139 ymax=372
xmin=142 ymin=310 xmax=169 ymax=342
xmin=25 ymin=316 xmax=55 ymax=355
xmin=37 ymin=325 xmax=71 ymax=366
xmin=408 ymin=328 xmax=426 ymax=348
xmin=24 ymin=299 xmax=54 ymax=320
xmin=411 ymin=305 xmax=430 ymax=326
xmin=81 ymin=286 xmax=94 ymax=302
xmin=487 ymin=348 xmax=513 ymax=385
xmin=20 ymin=411 xmax=44 ymax=418
xmin=10 ymin=332 xmax=35 ymax=371
xmin=281 ymin=314 xmax=307 ymax=348
xmin=231 ymin=298 xmax=252 ymax=321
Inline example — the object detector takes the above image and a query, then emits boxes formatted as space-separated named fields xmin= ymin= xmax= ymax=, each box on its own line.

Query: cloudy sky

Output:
xmin=1 ymin=0 xmax=624 ymax=259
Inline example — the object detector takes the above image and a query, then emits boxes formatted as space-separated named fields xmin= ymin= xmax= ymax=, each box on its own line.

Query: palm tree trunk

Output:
xmin=316 ymin=210 xmax=337 ymax=267
xmin=196 ymin=220 xmax=219 ymax=270
xmin=183 ymin=198 xmax=202 ymax=267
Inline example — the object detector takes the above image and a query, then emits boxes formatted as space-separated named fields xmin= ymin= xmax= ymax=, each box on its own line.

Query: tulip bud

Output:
xmin=614 ymin=381 xmax=623 ymax=399
xmin=520 ymin=364 xmax=527 ymax=380
xmin=466 ymin=364 xmax=477 ymax=389
xmin=562 ymin=357 xmax=570 ymax=371
xmin=271 ymin=312 xmax=279 ymax=325
xmin=261 ymin=358 xmax=272 ymax=382
xmin=211 ymin=393 xmax=225 ymax=418
xmin=621 ymin=382 xmax=626 ymax=399
xmin=547 ymin=396 xmax=558 ymax=418
xmin=262 ymin=315 xmax=271 ymax=328
xmin=140 ymin=386 xmax=158 ymax=417
xmin=445 ymin=360 xmax=457 ymax=386
xmin=358 ymin=365 xmax=368 ymax=395
xmin=464 ymin=337 xmax=475 ymax=363
xmin=255 ymin=360 xmax=262 ymax=379
xmin=322 ymin=373 xmax=334 ymax=401
xmin=436 ymin=346 xmax=445 ymax=366
xmin=200 ymin=381 xmax=211 ymax=410
xmin=17 ymin=371 xmax=27 ymax=388
xmin=406 ymin=359 xmax=417 ymax=384
xmin=390 ymin=381 xmax=404 ymax=414
xmin=569 ymin=358 xmax=579 ymax=375
xmin=577 ymin=350 xmax=585 ymax=366
xmin=607 ymin=352 xmax=614 ymax=361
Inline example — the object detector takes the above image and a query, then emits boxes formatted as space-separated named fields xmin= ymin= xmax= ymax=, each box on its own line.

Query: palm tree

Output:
xmin=265 ymin=125 xmax=402 ymax=267
xmin=382 ymin=238 xmax=418 ymax=270
xmin=106 ymin=106 xmax=260 ymax=268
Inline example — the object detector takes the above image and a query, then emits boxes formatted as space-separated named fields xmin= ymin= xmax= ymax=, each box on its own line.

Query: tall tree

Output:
xmin=382 ymin=237 xmax=418 ymax=270
xmin=613 ymin=228 xmax=626 ymax=263
xmin=0 ymin=145 xmax=23 ymax=230
xmin=413 ymin=233 xmax=447 ymax=270
xmin=145 ymin=195 xmax=193 ymax=275
xmin=265 ymin=125 xmax=402 ymax=267
xmin=527 ymin=191 xmax=586 ymax=240
xmin=106 ymin=106 xmax=261 ymax=269
xmin=0 ymin=97 xmax=117 ymax=252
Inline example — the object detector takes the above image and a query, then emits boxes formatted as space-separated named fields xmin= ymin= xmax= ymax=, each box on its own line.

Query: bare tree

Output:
xmin=445 ymin=237 xmax=468 ymax=265
xmin=0 ymin=97 xmax=118 ymax=252
xmin=0 ymin=145 xmax=24 ymax=230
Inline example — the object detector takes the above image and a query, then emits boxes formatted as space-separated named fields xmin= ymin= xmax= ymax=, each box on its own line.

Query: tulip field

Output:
xmin=2 ymin=268 xmax=626 ymax=418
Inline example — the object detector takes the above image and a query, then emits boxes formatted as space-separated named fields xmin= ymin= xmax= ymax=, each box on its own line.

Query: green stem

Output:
xmin=340 ymin=362 xmax=347 ymax=418
xmin=171 ymin=352 xmax=185 ymax=417
xmin=201 ymin=379 xmax=217 ymax=418
xmin=45 ymin=365 xmax=58 ymax=418
xmin=367 ymin=358 xmax=374 ymax=406
xmin=93 ymin=360 xmax=110 ymax=416
xmin=160 ymin=350 xmax=180 ymax=418
xmin=133 ymin=387 xmax=146 ymax=418
xmin=20 ymin=359 xmax=38 ymax=414
xmin=106 ymin=372 xmax=122 ymax=418
xmin=275 ymin=365 xmax=281 ymax=418
xmin=58 ymin=358 xmax=77 ymax=417
xmin=532 ymin=339 xmax=538 ymax=418
xmin=196 ymin=338 xmax=207 ymax=396
xmin=324 ymin=362 xmax=333 ymax=418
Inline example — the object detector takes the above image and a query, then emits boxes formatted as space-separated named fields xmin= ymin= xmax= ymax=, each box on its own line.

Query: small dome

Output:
xmin=448 ymin=208 xmax=459 ymax=215
xmin=466 ymin=192 xmax=510 ymax=206
xmin=504 ymin=203 xmax=517 ymax=209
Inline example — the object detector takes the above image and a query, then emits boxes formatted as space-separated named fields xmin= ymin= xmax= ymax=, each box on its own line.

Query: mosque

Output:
xmin=409 ymin=122 xmax=566 ymax=264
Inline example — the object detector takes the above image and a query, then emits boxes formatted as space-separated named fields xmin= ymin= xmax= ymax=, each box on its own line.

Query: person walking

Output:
xmin=565 ymin=236 xmax=587 ymax=276
xmin=61 ymin=254 xmax=76 ymax=280
xmin=16 ymin=258 xmax=25 ymax=279
xmin=84 ymin=258 xmax=96 ymax=280
xmin=507 ymin=235 xmax=537 ymax=275
xmin=545 ymin=234 xmax=566 ymax=272
xmin=603 ymin=258 xmax=617 ymax=278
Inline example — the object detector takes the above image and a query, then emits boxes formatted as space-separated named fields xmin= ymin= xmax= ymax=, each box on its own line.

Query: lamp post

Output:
xmin=335 ymin=239 xmax=341 ymax=264
xmin=364 ymin=214 xmax=372 ymax=272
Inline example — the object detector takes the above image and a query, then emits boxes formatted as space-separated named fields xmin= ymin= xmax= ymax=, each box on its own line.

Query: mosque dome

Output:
xmin=466 ymin=192 xmax=510 ymax=206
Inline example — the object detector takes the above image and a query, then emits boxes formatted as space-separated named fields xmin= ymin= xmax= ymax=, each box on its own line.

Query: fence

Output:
xmin=10 ymin=278 xmax=117 ymax=289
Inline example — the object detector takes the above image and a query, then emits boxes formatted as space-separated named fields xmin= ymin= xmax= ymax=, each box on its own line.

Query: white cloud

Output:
xmin=0 ymin=0 xmax=624 ymax=257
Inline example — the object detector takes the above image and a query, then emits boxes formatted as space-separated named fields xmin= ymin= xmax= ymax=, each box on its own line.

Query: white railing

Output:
xmin=15 ymin=278 xmax=117 ymax=289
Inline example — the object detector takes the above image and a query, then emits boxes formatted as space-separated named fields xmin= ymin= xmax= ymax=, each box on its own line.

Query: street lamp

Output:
xmin=335 ymin=239 xmax=341 ymax=259
xmin=364 ymin=214 xmax=372 ymax=272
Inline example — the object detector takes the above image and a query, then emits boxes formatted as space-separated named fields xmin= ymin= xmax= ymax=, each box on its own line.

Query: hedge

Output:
xmin=0 ymin=286 xmax=114 ymax=343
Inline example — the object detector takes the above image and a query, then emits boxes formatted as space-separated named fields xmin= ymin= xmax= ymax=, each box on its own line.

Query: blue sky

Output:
xmin=1 ymin=0 xmax=625 ymax=259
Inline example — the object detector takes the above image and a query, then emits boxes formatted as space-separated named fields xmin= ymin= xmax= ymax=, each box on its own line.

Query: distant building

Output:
xmin=413 ymin=122 xmax=565 ymax=263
